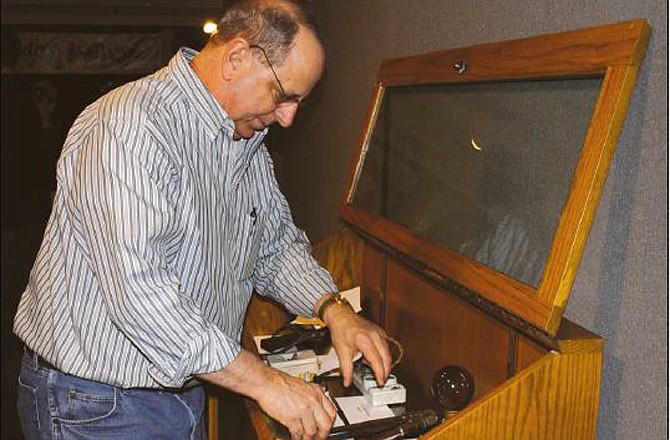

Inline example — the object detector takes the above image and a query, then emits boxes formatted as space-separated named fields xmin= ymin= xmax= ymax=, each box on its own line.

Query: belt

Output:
xmin=25 ymin=347 xmax=58 ymax=371
xmin=23 ymin=348 xmax=202 ymax=392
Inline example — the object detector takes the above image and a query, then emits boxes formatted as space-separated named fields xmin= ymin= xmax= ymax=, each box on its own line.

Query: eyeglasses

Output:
xmin=250 ymin=44 xmax=302 ymax=107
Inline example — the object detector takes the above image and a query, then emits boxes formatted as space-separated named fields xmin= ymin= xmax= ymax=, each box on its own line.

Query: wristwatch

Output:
xmin=317 ymin=293 xmax=352 ymax=322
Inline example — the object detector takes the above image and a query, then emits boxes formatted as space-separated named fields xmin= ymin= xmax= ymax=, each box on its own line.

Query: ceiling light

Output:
xmin=203 ymin=21 xmax=217 ymax=35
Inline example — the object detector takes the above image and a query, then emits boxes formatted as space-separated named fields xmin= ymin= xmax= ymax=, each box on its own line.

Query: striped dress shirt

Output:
xmin=13 ymin=48 xmax=337 ymax=389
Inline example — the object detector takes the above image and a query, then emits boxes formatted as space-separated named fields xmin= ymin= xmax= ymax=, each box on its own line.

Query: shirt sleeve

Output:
xmin=251 ymin=148 xmax=338 ymax=317
xmin=74 ymin=118 xmax=239 ymax=388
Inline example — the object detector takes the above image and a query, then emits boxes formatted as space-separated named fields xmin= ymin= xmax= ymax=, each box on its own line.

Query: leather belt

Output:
xmin=25 ymin=347 xmax=58 ymax=371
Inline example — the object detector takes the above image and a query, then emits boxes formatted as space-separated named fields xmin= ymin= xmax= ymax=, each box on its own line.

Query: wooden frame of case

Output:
xmin=340 ymin=19 xmax=651 ymax=336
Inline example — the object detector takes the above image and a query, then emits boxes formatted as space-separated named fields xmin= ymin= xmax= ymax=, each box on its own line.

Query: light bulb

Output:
xmin=203 ymin=21 xmax=217 ymax=35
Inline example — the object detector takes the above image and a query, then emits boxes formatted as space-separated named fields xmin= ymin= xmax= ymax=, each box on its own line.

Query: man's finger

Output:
xmin=288 ymin=419 xmax=303 ymax=440
xmin=313 ymin=401 xmax=336 ymax=439
xmin=369 ymin=351 xmax=387 ymax=386
xmin=336 ymin=345 xmax=355 ymax=387
xmin=321 ymin=393 xmax=338 ymax=421
xmin=374 ymin=331 xmax=393 ymax=380
xmin=357 ymin=336 xmax=388 ymax=386
xmin=300 ymin=413 xmax=317 ymax=440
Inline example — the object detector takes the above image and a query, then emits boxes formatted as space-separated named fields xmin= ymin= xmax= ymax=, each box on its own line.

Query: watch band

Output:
xmin=317 ymin=293 xmax=352 ymax=322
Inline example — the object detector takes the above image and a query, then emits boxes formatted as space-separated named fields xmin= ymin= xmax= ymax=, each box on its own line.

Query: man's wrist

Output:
xmin=316 ymin=293 xmax=353 ymax=323
xmin=198 ymin=349 xmax=271 ymax=400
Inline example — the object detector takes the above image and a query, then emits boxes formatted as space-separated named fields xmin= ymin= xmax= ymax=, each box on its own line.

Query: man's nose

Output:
xmin=274 ymin=103 xmax=298 ymax=127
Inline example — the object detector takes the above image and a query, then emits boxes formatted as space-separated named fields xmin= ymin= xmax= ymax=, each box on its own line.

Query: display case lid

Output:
xmin=340 ymin=20 xmax=650 ymax=336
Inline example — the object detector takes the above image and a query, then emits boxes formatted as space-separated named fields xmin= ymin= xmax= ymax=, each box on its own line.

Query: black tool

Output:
xmin=367 ymin=410 xmax=440 ymax=440
xmin=327 ymin=409 xmax=439 ymax=439
xmin=260 ymin=322 xmax=331 ymax=355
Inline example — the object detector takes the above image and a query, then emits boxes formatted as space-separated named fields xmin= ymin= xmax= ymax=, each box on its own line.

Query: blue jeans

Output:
xmin=17 ymin=350 xmax=207 ymax=440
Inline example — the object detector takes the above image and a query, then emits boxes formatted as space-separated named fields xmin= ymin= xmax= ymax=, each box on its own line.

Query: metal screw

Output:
xmin=453 ymin=61 xmax=467 ymax=75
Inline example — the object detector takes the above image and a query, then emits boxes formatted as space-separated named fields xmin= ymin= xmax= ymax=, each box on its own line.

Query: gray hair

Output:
xmin=210 ymin=0 xmax=320 ymax=66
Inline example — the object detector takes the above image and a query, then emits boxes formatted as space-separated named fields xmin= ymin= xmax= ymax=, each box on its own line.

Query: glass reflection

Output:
xmin=352 ymin=78 xmax=602 ymax=287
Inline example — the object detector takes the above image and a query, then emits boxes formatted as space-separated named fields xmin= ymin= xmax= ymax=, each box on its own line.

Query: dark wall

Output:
xmin=268 ymin=2 xmax=668 ymax=440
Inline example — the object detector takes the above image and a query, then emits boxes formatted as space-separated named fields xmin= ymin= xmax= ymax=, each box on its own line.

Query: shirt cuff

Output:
xmin=147 ymin=326 xmax=241 ymax=388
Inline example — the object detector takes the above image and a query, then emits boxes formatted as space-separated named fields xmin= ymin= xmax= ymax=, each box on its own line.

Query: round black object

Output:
xmin=430 ymin=365 xmax=475 ymax=411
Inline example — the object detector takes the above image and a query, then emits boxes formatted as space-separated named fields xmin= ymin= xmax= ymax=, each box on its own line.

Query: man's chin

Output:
xmin=233 ymin=123 xmax=267 ymax=140
xmin=232 ymin=128 xmax=255 ymax=141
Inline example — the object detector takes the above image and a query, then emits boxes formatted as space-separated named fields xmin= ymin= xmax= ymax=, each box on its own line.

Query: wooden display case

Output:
xmin=235 ymin=19 xmax=650 ymax=440
xmin=339 ymin=19 xmax=649 ymax=440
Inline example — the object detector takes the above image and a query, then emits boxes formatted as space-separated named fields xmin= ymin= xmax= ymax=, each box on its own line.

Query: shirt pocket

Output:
xmin=236 ymin=207 xmax=266 ymax=281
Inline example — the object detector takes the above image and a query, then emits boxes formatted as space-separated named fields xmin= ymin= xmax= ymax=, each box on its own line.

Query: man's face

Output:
xmin=227 ymin=27 xmax=325 ymax=140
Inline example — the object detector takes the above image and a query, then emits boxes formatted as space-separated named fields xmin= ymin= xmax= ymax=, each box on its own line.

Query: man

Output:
xmin=13 ymin=1 xmax=391 ymax=439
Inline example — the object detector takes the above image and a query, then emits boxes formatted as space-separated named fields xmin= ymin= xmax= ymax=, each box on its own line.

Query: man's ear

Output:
xmin=221 ymin=38 xmax=252 ymax=81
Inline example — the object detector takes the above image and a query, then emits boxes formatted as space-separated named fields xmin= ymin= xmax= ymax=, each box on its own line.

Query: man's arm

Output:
xmin=250 ymin=146 xmax=339 ymax=318
xmin=199 ymin=349 xmax=337 ymax=440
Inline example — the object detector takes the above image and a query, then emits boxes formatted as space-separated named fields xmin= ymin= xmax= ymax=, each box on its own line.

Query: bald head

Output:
xmin=208 ymin=0 xmax=322 ymax=67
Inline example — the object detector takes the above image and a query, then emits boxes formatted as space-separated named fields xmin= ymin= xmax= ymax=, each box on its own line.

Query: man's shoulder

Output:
xmin=98 ymin=72 xmax=183 ymax=125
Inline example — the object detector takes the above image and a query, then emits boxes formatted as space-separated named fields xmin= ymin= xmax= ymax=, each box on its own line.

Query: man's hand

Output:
xmin=199 ymin=350 xmax=337 ymax=440
xmin=321 ymin=298 xmax=392 ymax=388
xmin=256 ymin=367 xmax=337 ymax=439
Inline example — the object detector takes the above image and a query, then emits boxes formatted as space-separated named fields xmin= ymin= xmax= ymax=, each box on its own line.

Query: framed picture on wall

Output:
xmin=3 ymin=30 xmax=172 ymax=75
